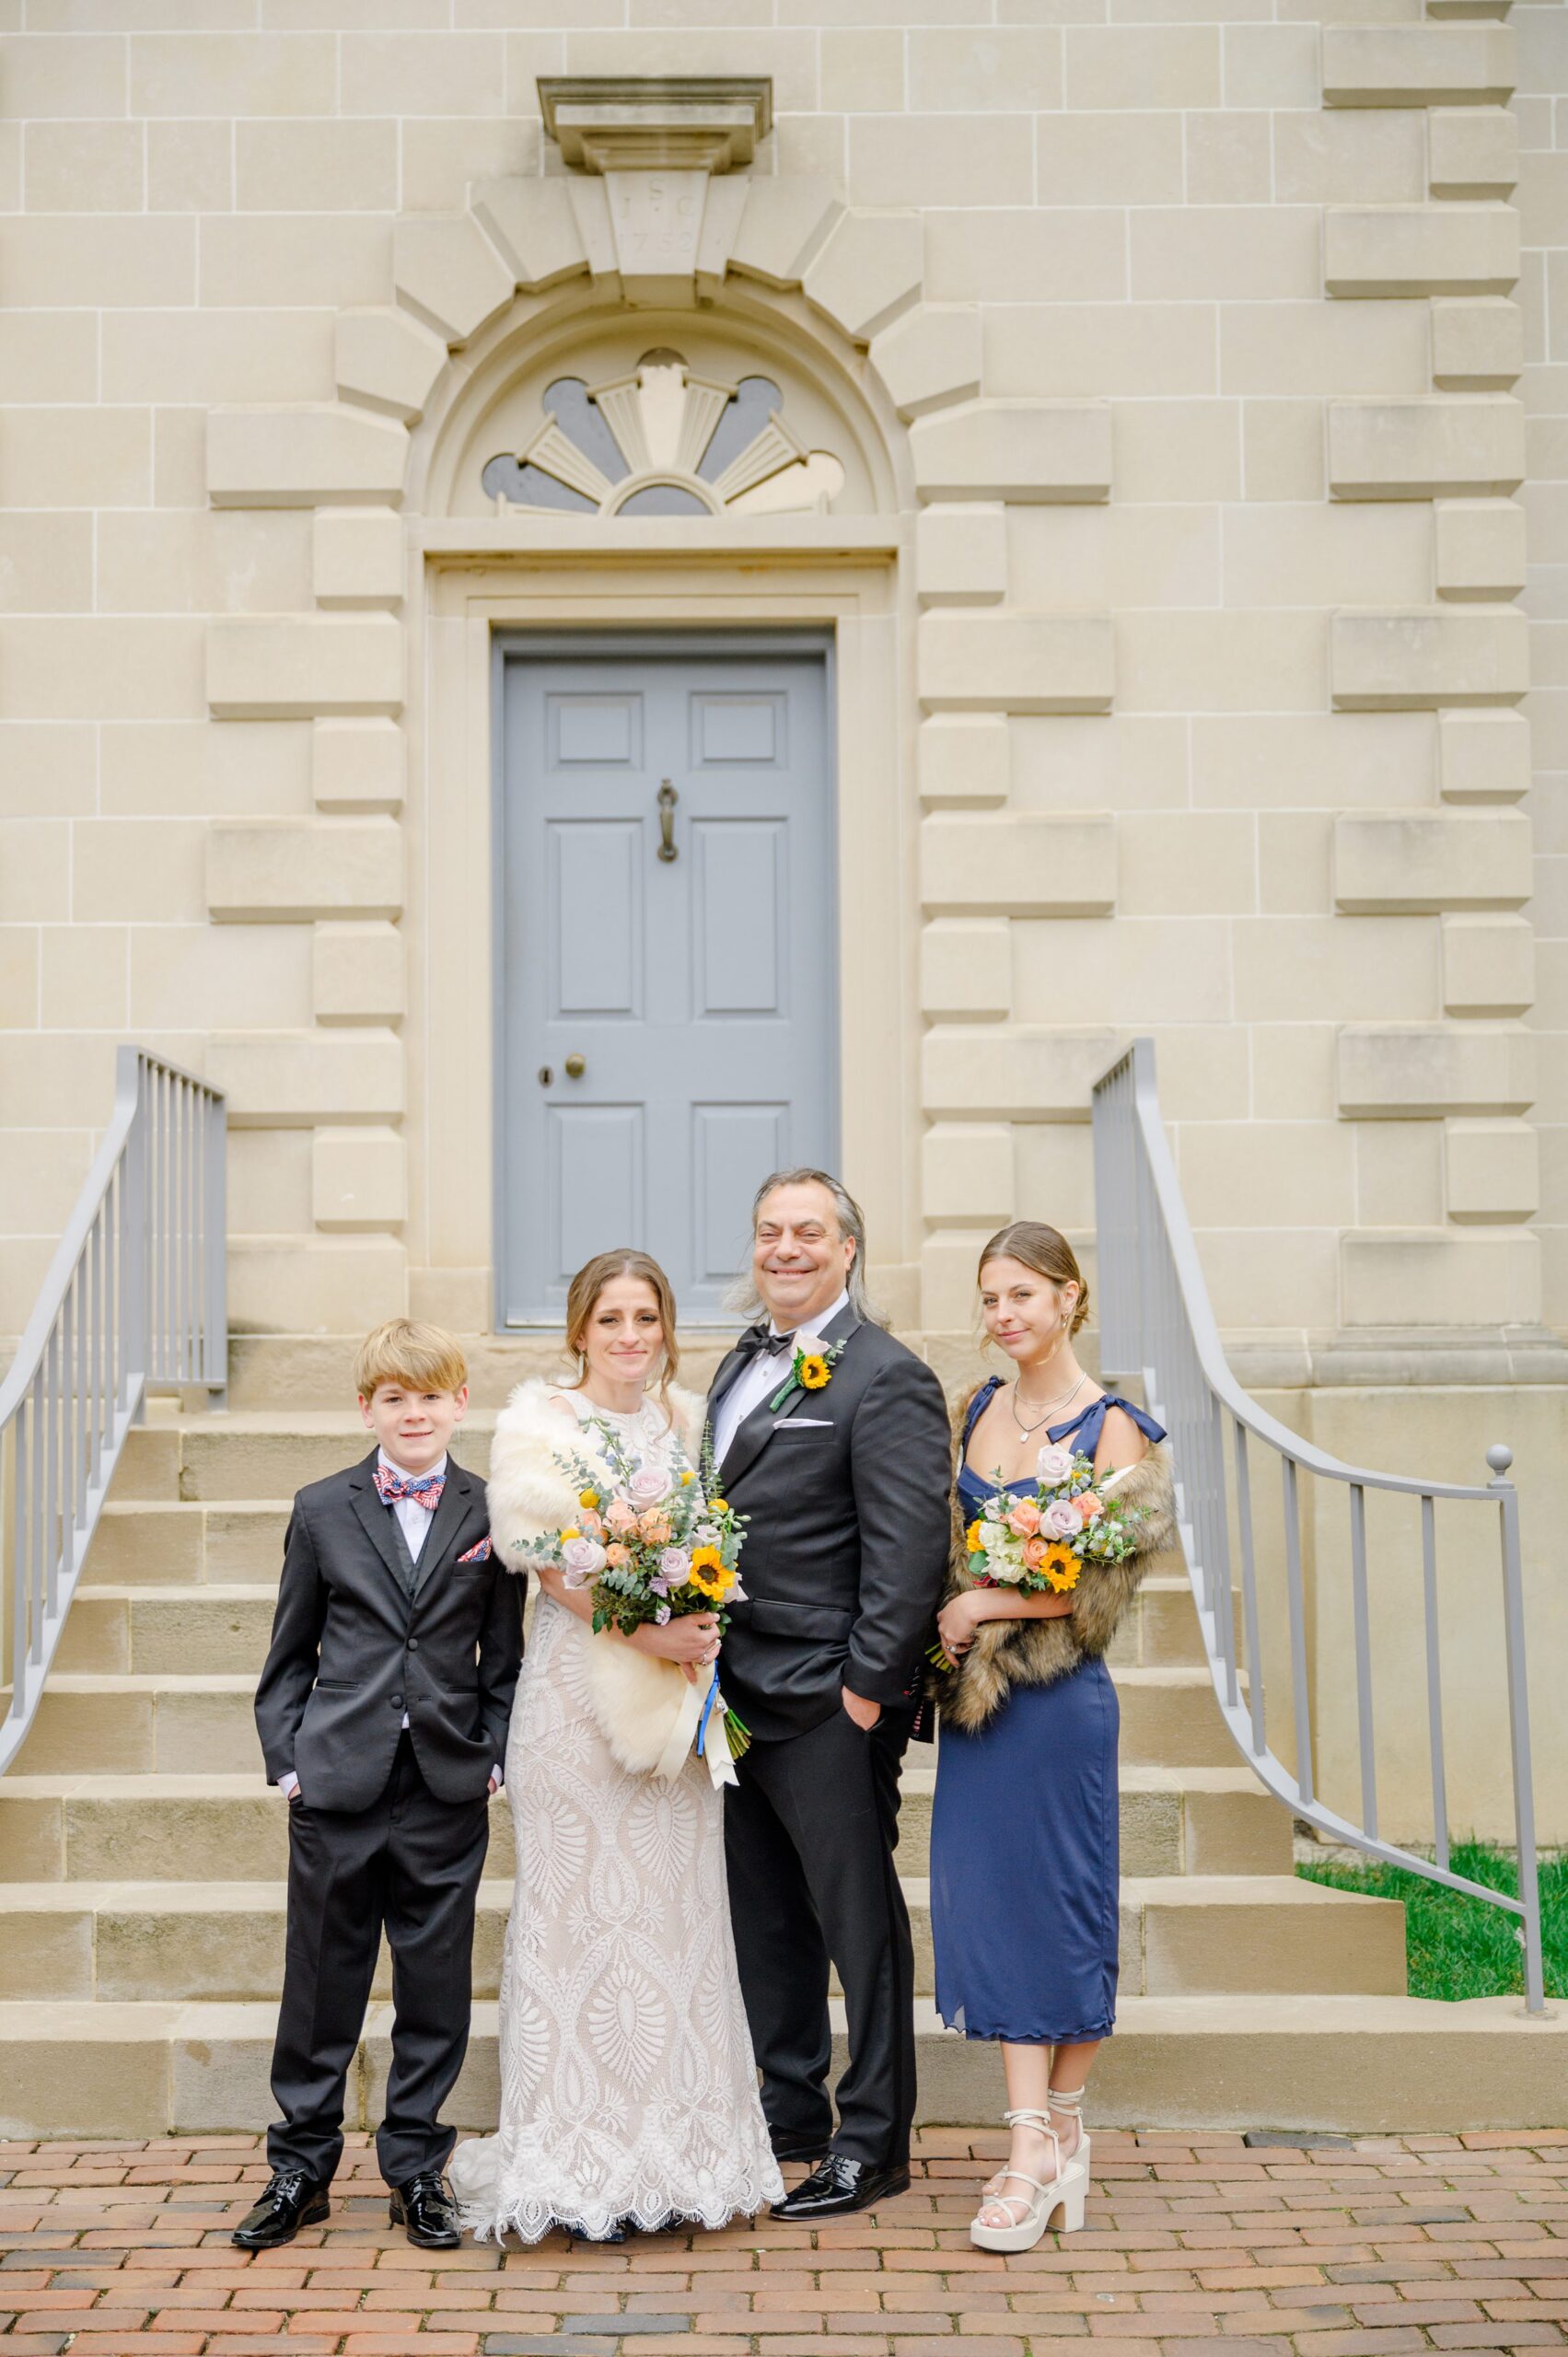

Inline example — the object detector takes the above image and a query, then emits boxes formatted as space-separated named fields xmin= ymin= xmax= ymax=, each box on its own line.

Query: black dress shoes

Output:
xmin=771 ymin=2128 xmax=830 ymax=2164
xmin=771 ymin=2153 xmax=912 ymax=2221
xmin=389 ymin=2170 xmax=461 ymax=2248
xmin=231 ymin=2168 xmax=331 ymax=2249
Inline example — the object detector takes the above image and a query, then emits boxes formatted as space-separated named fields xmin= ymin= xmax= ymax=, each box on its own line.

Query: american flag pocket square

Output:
xmin=456 ymin=1537 xmax=492 ymax=1563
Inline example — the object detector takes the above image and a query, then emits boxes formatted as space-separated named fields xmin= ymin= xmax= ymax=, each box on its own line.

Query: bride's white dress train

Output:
xmin=447 ymin=1389 xmax=783 ymax=2242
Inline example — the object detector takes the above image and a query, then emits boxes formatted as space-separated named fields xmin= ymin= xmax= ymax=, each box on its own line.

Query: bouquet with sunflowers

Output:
xmin=932 ymin=1443 xmax=1147 ymax=1673
xmin=513 ymin=1421 xmax=751 ymax=1779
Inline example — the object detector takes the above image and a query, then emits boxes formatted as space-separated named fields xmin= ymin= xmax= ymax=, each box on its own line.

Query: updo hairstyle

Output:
xmin=976 ymin=1221 xmax=1091 ymax=1337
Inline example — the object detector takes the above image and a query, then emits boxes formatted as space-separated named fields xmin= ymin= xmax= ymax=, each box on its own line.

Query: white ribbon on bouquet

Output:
xmin=653 ymin=1659 xmax=738 ymax=1791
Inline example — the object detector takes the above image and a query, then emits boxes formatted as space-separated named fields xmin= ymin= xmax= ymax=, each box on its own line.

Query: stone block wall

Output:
xmin=0 ymin=2 xmax=1559 ymax=1379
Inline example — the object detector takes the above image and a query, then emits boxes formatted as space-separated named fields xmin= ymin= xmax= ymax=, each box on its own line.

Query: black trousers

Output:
xmin=267 ymin=1733 xmax=490 ymax=2188
xmin=723 ymin=1704 xmax=916 ymax=2167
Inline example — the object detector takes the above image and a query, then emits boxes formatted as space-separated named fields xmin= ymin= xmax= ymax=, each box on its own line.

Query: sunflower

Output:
xmin=966 ymin=1519 xmax=986 ymax=1554
xmin=799 ymin=1354 xmax=830 ymax=1390
xmin=578 ymin=1489 xmax=600 ymax=1511
xmin=1040 ymin=1542 xmax=1081 ymax=1593
xmin=689 ymin=1545 xmax=734 ymax=1602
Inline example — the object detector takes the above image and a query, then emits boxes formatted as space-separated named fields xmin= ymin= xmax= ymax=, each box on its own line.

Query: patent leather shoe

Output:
xmin=389 ymin=2171 xmax=461 ymax=2249
xmin=771 ymin=2152 xmax=911 ymax=2221
xmin=231 ymin=2168 xmax=331 ymax=2249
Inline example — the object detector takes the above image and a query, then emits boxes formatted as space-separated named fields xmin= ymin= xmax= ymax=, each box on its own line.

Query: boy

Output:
xmin=235 ymin=1319 xmax=523 ymax=2252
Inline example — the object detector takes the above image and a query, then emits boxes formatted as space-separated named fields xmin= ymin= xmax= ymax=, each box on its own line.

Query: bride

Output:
xmin=447 ymin=1248 xmax=783 ymax=2243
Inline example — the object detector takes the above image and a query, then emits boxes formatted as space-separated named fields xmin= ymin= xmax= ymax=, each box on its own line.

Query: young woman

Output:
xmin=447 ymin=1249 xmax=783 ymax=2244
xmin=928 ymin=1222 xmax=1174 ymax=2253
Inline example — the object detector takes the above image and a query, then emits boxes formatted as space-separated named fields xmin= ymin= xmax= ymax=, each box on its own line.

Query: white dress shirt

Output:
xmin=279 ymin=1450 xmax=503 ymax=1799
xmin=714 ymin=1287 xmax=850 ymax=1465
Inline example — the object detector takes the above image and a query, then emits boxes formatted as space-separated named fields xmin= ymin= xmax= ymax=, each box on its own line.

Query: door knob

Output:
xmin=564 ymin=1052 xmax=587 ymax=1079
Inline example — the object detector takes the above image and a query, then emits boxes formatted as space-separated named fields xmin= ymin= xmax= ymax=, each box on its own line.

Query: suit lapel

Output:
xmin=412 ymin=1458 xmax=473 ymax=1601
xmin=720 ymin=1304 xmax=862 ymax=1489
xmin=349 ymin=1450 xmax=411 ymax=1602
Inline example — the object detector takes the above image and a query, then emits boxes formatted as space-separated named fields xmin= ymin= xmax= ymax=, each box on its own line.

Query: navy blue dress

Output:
xmin=929 ymin=1379 xmax=1167 ymax=2047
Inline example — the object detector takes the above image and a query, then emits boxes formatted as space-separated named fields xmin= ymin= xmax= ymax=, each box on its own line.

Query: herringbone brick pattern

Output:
xmin=0 ymin=2129 xmax=1564 ymax=2357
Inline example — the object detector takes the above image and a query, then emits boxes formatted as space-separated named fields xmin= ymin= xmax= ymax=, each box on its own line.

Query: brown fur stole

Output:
xmin=936 ymin=1387 xmax=1179 ymax=1735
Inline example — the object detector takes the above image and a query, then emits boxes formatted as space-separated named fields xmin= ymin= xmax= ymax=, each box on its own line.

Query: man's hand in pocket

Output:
xmin=841 ymin=1687 xmax=881 ymax=1732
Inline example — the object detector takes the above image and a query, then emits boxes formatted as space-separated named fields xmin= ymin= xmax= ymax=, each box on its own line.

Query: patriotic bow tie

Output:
xmin=375 ymin=1465 xmax=446 ymax=1510
xmin=736 ymin=1323 xmax=794 ymax=1364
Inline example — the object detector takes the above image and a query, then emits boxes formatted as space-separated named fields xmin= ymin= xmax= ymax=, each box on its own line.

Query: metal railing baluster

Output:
xmin=0 ymin=1050 xmax=227 ymax=1777
xmin=1090 ymin=1038 xmax=1546 ymax=2014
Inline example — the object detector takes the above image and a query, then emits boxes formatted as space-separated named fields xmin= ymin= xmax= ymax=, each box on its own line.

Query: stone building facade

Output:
xmin=0 ymin=5 xmax=1563 ymax=1834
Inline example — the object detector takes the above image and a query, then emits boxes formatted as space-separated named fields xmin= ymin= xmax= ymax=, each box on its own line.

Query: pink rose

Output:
xmin=659 ymin=1547 xmax=691 ymax=1579
xmin=1005 ymin=1499 xmax=1042 ymax=1538
xmin=579 ymin=1508 xmax=604 ymax=1538
xmin=630 ymin=1467 xmax=668 ymax=1504
xmin=560 ymin=1535 xmax=606 ymax=1587
xmin=1022 ymin=1534 xmax=1050 ymax=1569
xmin=605 ymin=1498 xmax=637 ymax=1534
xmin=1036 ymin=1444 xmax=1074 ymax=1487
xmin=1044 ymin=1498 xmax=1082 ymax=1540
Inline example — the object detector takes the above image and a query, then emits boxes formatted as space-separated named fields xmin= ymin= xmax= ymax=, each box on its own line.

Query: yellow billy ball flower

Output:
xmin=578 ymin=1489 xmax=600 ymax=1511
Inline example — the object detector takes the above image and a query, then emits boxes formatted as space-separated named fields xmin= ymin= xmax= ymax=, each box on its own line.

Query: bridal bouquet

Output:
xmin=512 ymin=1422 xmax=752 ymax=1783
xmin=931 ymin=1444 xmax=1148 ymax=1673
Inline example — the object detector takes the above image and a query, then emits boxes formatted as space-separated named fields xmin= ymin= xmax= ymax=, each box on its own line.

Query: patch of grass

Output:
xmin=1296 ymin=1841 xmax=1568 ymax=2003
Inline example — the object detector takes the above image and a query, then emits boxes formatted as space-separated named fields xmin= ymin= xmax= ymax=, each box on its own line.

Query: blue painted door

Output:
xmin=498 ymin=638 xmax=836 ymax=1324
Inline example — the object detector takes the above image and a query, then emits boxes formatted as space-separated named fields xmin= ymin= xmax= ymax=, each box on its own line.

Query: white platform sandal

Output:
xmin=980 ymin=2091 xmax=1090 ymax=2202
xmin=970 ymin=2105 xmax=1087 ymax=2252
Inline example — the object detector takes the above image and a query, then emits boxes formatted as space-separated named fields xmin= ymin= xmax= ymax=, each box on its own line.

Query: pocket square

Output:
xmin=456 ymin=1537 xmax=492 ymax=1563
xmin=776 ymin=1418 xmax=833 ymax=1428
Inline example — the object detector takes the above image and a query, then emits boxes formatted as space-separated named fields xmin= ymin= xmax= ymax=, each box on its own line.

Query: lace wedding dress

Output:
xmin=447 ymin=1390 xmax=784 ymax=2243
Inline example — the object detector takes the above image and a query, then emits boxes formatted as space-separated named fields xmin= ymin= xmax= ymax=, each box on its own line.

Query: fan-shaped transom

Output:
xmin=482 ymin=347 xmax=847 ymax=520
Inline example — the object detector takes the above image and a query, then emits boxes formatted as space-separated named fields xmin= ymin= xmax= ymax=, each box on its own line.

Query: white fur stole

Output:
xmin=487 ymin=1376 xmax=713 ymax=1778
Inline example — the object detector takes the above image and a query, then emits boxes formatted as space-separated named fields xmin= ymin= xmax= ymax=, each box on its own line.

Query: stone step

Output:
xmin=87 ymin=1503 xmax=288 ymax=1587
xmin=56 ymin=1586 xmax=278 ymax=1677
xmin=0 ymin=1869 xmax=1402 ymax=2006
xmin=0 ymin=1991 xmax=1559 ymax=2141
xmin=226 ymin=1332 xmax=742 ymax=1412
xmin=6 ymin=1662 xmax=1237 ymax=1775
xmin=0 ymin=1763 xmax=1293 ymax=1887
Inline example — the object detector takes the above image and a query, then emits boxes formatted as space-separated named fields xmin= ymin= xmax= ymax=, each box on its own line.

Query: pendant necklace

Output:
xmin=1011 ymin=1368 xmax=1088 ymax=1438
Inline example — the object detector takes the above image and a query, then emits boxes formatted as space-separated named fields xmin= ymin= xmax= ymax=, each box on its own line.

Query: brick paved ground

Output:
xmin=0 ymin=2128 xmax=1564 ymax=2357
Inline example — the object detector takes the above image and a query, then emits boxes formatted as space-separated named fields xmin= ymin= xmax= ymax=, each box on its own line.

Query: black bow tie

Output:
xmin=735 ymin=1323 xmax=794 ymax=1364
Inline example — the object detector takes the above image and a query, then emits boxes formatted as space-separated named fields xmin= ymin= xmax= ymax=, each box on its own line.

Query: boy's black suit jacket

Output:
xmin=707 ymin=1306 xmax=952 ymax=1744
xmin=254 ymin=1448 xmax=524 ymax=1812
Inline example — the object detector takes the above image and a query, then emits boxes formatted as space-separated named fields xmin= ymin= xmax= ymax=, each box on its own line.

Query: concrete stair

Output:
xmin=2 ymin=1389 xmax=1560 ymax=2134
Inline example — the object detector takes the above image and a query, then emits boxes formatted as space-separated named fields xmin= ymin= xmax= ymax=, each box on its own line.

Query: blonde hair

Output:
xmin=977 ymin=1222 xmax=1090 ymax=1337
xmin=354 ymin=1318 xmax=468 ymax=1399
xmin=565 ymin=1249 xmax=679 ymax=1402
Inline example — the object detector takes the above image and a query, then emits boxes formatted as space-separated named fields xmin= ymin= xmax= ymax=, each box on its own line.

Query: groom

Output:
xmin=711 ymin=1168 xmax=951 ymax=2219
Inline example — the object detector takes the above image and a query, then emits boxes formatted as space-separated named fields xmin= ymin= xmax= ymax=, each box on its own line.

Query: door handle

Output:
xmin=564 ymin=1052 xmax=587 ymax=1080
xmin=656 ymin=778 xmax=679 ymax=863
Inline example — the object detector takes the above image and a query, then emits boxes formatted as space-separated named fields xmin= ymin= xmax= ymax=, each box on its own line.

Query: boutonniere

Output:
xmin=769 ymin=1331 xmax=847 ymax=1413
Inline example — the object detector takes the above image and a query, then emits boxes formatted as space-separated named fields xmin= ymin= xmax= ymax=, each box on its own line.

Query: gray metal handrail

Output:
xmin=0 ymin=1048 xmax=226 ymax=1775
xmin=1093 ymin=1037 xmax=1546 ymax=2014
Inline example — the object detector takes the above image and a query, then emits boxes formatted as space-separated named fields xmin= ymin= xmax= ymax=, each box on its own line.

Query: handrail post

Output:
xmin=119 ymin=1052 xmax=148 ymax=1427
xmin=203 ymin=1082 xmax=227 ymax=1406
xmin=1488 ymin=1444 xmax=1547 ymax=2016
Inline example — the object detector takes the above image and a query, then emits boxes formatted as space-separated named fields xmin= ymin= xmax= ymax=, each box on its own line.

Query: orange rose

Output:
xmin=1077 ymin=1492 xmax=1103 ymax=1521
xmin=1006 ymin=1499 xmax=1042 ymax=1538
xmin=604 ymin=1543 xmax=630 ymax=1567
xmin=1022 ymin=1534 xmax=1049 ymax=1568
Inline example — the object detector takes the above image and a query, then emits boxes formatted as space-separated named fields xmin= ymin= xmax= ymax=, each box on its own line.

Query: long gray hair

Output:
xmin=726 ymin=1167 xmax=884 ymax=1326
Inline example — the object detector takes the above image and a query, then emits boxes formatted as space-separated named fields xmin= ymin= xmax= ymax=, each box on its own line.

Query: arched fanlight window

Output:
xmin=482 ymin=348 xmax=846 ymax=519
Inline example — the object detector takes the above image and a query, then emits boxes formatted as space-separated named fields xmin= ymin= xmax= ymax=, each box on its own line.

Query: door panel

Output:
xmin=691 ymin=819 xmax=784 ymax=1017
xmin=691 ymin=1102 xmax=790 ymax=1287
xmin=500 ymin=639 xmax=834 ymax=1324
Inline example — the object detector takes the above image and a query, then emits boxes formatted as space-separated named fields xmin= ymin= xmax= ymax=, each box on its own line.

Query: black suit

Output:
xmin=711 ymin=1306 xmax=950 ymax=2165
xmin=253 ymin=1449 xmax=524 ymax=2187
